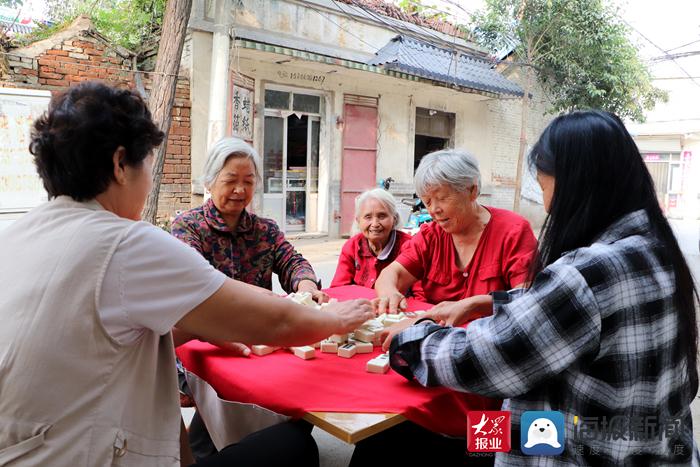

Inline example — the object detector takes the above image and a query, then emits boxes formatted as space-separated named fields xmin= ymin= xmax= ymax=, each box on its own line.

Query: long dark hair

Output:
xmin=529 ymin=109 xmax=698 ymax=386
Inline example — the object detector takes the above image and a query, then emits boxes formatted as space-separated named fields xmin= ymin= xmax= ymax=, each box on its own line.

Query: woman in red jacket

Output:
xmin=331 ymin=188 xmax=411 ymax=288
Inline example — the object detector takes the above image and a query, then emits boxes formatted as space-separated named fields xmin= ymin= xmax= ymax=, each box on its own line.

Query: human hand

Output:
xmin=297 ymin=280 xmax=329 ymax=303
xmin=380 ymin=317 xmax=420 ymax=351
xmin=372 ymin=291 xmax=407 ymax=315
xmin=325 ymin=299 xmax=375 ymax=333
xmin=205 ymin=339 xmax=251 ymax=357
xmin=425 ymin=295 xmax=492 ymax=327
xmin=310 ymin=289 xmax=330 ymax=304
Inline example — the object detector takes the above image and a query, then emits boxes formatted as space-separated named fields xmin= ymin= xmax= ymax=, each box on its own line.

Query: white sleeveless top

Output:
xmin=0 ymin=197 xmax=219 ymax=466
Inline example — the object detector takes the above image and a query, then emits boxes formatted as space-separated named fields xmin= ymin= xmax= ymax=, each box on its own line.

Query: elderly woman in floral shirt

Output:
xmin=172 ymin=137 xmax=327 ymax=301
xmin=171 ymin=137 xmax=327 ymax=462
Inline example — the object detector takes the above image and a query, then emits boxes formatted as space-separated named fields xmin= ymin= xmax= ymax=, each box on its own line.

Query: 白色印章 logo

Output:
xmin=520 ymin=411 xmax=565 ymax=456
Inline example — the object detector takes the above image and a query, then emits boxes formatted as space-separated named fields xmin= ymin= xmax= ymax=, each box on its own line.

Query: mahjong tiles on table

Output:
xmin=249 ymin=293 xmax=424 ymax=372
xmin=366 ymin=353 xmax=390 ymax=374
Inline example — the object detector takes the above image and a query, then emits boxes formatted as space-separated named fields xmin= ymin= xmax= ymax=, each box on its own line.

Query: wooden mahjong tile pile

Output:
xmin=250 ymin=292 xmax=427 ymax=374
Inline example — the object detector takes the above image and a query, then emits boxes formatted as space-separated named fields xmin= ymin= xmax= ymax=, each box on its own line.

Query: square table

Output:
xmin=177 ymin=285 xmax=499 ymax=445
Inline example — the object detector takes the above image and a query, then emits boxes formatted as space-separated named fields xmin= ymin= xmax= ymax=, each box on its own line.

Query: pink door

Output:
xmin=340 ymin=96 xmax=378 ymax=236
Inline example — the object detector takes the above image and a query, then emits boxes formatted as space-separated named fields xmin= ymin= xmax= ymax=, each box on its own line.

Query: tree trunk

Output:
xmin=512 ymin=68 xmax=531 ymax=213
xmin=141 ymin=0 xmax=193 ymax=224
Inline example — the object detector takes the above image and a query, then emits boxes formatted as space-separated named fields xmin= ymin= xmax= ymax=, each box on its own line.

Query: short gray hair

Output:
xmin=414 ymin=149 xmax=481 ymax=197
xmin=201 ymin=137 xmax=262 ymax=189
xmin=354 ymin=188 xmax=401 ymax=229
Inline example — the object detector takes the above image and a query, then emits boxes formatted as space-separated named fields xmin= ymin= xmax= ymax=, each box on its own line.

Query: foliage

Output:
xmin=43 ymin=0 xmax=165 ymax=52
xmin=0 ymin=0 xmax=23 ymax=8
xmin=471 ymin=0 xmax=666 ymax=122
xmin=156 ymin=216 xmax=171 ymax=233
xmin=12 ymin=19 xmax=72 ymax=46
xmin=396 ymin=0 xmax=449 ymax=21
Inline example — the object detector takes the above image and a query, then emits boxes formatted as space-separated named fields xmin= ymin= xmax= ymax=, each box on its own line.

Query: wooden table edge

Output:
xmin=303 ymin=412 xmax=406 ymax=444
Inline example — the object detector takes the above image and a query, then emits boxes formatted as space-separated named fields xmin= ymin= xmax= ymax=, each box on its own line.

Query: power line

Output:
xmin=638 ymin=117 xmax=700 ymax=123
xmin=665 ymin=38 xmax=700 ymax=53
xmin=344 ymin=0 xmax=456 ymax=50
xmin=440 ymin=0 xmax=475 ymax=17
xmin=309 ymin=0 xmax=473 ymax=91
xmin=304 ymin=2 xmax=381 ymax=52
xmin=343 ymin=0 xmax=470 ymax=88
xmin=621 ymin=18 xmax=700 ymax=90
xmin=649 ymin=50 xmax=700 ymax=62
xmin=653 ymin=76 xmax=700 ymax=80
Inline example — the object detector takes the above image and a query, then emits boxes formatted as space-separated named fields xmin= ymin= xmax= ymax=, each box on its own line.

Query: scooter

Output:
xmin=377 ymin=177 xmax=394 ymax=190
xmin=376 ymin=178 xmax=431 ymax=233
xmin=401 ymin=195 xmax=432 ymax=233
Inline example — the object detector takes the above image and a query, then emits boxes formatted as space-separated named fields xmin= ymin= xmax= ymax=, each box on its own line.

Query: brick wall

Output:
xmin=2 ymin=25 xmax=191 ymax=222
xmin=485 ymin=68 xmax=553 ymax=228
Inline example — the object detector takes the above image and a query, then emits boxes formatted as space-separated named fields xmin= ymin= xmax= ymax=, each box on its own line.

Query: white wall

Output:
xmin=188 ymin=31 xmax=213 ymax=207
xmin=188 ymin=46 xmax=552 ymax=234
xmin=187 ymin=0 xmax=553 ymax=235
xmin=634 ymin=134 xmax=700 ymax=220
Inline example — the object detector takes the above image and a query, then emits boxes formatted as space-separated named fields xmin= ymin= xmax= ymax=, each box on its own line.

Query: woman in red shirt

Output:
xmin=354 ymin=149 xmax=538 ymax=467
xmin=374 ymin=148 xmax=537 ymax=323
xmin=331 ymin=188 xmax=411 ymax=288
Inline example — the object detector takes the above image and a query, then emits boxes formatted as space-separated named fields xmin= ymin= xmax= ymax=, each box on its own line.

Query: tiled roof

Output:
xmin=368 ymin=35 xmax=523 ymax=96
xmin=0 ymin=19 xmax=35 ymax=35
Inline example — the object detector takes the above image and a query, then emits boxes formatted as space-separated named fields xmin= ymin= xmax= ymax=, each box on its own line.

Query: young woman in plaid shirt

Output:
xmin=389 ymin=110 xmax=699 ymax=466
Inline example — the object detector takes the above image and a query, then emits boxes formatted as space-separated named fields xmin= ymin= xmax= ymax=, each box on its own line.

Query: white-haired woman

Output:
xmin=172 ymin=137 xmax=327 ymax=303
xmin=352 ymin=149 xmax=539 ymax=467
xmin=171 ymin=137 xmax=329 ymax=462
xmin=374 ymin=149 xmax=537 ymax=322
xmin=331 ymin=188 xmax=412 ymax=288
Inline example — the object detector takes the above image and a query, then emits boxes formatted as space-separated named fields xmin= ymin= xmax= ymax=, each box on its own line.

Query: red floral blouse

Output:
xmin=171 ymin=198 xmax=318 ymax=292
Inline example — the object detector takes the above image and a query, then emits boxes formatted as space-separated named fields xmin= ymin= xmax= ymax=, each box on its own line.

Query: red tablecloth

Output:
xmin=177 ymin=285 xmax=500 ymax=437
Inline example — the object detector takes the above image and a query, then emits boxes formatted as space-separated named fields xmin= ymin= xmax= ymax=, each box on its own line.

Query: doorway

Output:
xmin=340 ymin=95 xmax=378 ymax=236
xmin=414 ymin=107 xmax=455 ymax=171
xmin=414 ymin=135 xmax=449 ymax=171
xmin=262 ymin=87 xmax=321 ymax=232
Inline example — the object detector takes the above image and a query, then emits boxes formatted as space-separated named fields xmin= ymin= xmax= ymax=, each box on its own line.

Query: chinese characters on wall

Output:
xmin=231 ymin=85 xmax=253 ymax=141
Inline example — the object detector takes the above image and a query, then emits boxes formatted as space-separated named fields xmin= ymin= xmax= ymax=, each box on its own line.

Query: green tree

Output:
xmin=471 ymin=0 xmax=666 ymax=211
xmin=44 ymin=0 xmax=165 ymax=53
xmin=396 ymin=0 xmax=449 ymax=21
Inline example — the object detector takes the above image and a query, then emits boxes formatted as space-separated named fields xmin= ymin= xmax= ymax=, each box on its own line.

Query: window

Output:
xmin=264 ymin=89 xmax=321 ymax=114
xmin=293 ymin=94 xmax=320 ymax=113
xmin=264 ymin=90 xmax=290 ymax=110
xmin=263 ymin=116 xmax=284 ymax=193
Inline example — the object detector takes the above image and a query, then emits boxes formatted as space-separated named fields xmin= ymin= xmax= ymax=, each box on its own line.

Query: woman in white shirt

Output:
xmin=0 ymin=81 xmax=372 ymax=466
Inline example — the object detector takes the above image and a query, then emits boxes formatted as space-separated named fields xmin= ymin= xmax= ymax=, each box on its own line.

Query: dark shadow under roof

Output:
xmin=368 ymin=35 xmax=523 ymax=97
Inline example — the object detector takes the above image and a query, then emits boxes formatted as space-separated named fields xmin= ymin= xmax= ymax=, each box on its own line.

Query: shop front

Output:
xmin=643 ymin=150 xmax=694 ymax=218
xmin=261 ymin=85 xmax=322 ymax=233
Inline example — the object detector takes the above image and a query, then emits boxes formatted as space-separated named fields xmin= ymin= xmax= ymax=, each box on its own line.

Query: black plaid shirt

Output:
xmin=391 ymin=210 xmax=699 ymax=466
